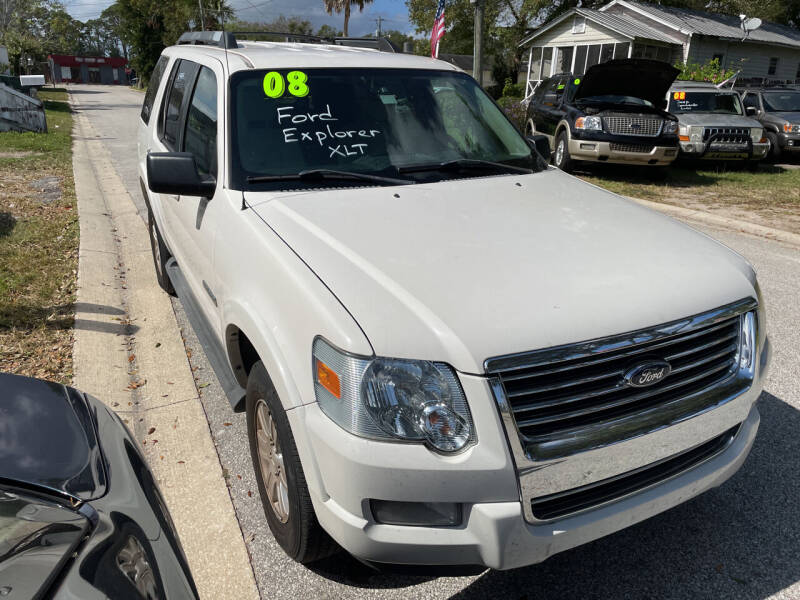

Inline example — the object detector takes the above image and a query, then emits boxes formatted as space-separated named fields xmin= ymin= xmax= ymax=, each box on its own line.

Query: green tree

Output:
xmin=315 ymin=24 xmax=343 ymax=38
xmin=322 ymin=0 xmax=374 ymax=37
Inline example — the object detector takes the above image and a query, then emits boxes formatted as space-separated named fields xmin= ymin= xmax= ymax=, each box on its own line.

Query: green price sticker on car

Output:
xmin=263 ymin=71 xmax=310 ymax=98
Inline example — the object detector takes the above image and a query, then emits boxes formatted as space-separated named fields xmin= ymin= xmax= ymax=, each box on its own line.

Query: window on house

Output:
xmin=768 ymin=57 xmax=778 ymax=75
xmin=586 ymin=44 xmax=601 ymax=70
xmin=541 ymin=47 xmax=553 ymax=78
xmin=614 ymin=42 xmax=630 ymax=59
xmin=529 ymin=47 xmax=542 ymax=80
xmin=557 ymin=46 xmax=573 ymax=72
xmin=600 ymin=43 xmax=615 ymax=64
xmin=572 ymin=16 xmax=586 ymax=34
xmin=574 ymin=45 xmax=588 ymax=75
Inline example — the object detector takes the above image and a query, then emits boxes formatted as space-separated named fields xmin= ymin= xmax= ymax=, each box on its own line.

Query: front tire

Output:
xmin=766 ymin=132 xmax=781 ymax=161
xmin=246 ymin=361 xmax=338 ymax=563
xmin=147 ymin=209 xmax=175 ymax=296
xmin=553 ymin=130 xmax=574 ymax=172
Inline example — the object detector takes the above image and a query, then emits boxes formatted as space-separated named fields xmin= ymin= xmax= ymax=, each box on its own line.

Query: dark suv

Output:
xmin=525 ymin=59 xmax=680 ymax=172
xmin=740 ymin=86 xmax=800 ymax=159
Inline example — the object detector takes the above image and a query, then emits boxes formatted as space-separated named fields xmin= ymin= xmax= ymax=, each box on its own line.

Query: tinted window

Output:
xmin=141 ymin=55 xmax=169 ymax=124
xmin=161 ymin=60 xmax=196 ymax=150
xmin=762 ymin=91 xmax=800 ymax=112
xmin=742 ymin=93 xmax=760 ymax=110
xmin=183 ymin=67 xmax=218 ymax=176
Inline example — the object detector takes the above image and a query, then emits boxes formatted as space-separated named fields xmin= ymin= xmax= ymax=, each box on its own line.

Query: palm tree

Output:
xmin=322 ymin=0 xmax=373 ymax=37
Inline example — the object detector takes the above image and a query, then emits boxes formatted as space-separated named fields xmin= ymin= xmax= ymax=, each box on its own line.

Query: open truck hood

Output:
xmin=575 ymin=58 xmax=679 ymax=107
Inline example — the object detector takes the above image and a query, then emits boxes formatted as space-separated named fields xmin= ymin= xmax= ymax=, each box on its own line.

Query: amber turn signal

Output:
xmin=316 ymin=359 xmax=341 ymax=398
xmin=679 ymin=135 xmax=690 ymax=141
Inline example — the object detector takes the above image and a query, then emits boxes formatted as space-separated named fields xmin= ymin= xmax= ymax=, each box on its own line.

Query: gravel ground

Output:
xmin=74 ymin=84 xmax=800 ymax=599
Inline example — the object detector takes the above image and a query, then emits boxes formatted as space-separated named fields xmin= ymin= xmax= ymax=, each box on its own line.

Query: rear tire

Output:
xmin=553 ymin=130 xmax=574 ymax=173
xmin=246 ymin=361 xmax=339 ymax=564
xmin=147 ymin=209 xmax=175 ymax=296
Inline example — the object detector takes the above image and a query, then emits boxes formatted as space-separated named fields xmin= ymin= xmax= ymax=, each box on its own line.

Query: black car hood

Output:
xmin=574 ymin=59 xmax=679 ymax=106
xmin=0 ymin=373 xmax=107 ymax=500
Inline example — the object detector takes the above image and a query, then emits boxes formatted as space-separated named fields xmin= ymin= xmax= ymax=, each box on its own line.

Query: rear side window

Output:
xmin=161 ymin=60 xmax=198 ymax=150
xmin=183 ymin=67 xmax=218 ymax=176
xmin=140 ymin=56 xmax=169 ymax=124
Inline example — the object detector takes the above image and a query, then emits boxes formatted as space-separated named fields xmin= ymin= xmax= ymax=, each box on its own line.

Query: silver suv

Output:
xmin=668 ymin=81 xmax=768 ymax=165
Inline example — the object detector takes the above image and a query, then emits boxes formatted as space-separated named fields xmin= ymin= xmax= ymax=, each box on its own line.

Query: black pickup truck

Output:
xmin=525 ymin=59 xmax=680 ymax=172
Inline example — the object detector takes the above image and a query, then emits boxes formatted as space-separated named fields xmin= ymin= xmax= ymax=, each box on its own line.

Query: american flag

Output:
xmin=430 ymin=0 xmax=446 ymax=58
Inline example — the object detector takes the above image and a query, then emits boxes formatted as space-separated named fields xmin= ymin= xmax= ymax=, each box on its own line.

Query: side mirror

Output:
xmin=745 ymin=106 xmax=757 ymax=116
xmin=147 ymin=152 xmax=216 ymax=199
xmin=527 ymin=134 xmax=551 ymax=161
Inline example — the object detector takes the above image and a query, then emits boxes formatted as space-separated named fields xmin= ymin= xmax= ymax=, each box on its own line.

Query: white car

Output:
xmin=138 ymin=31 xmax=770 ymax=571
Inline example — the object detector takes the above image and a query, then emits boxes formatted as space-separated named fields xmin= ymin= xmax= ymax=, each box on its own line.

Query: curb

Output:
xmin=69 ymin=93 xmax=260 ymax=600
xmin=628 ymin=196 xmax=800 ymax=249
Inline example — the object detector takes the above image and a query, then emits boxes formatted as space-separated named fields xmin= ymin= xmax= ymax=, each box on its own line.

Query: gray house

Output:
xmin=520 ymin=0 xmax=800 ymax=99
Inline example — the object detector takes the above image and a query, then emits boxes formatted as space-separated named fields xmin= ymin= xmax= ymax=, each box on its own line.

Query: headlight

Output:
xmin=575 ymin=115 xmax=602 ymax=131
xmin=663 ymin=120 xmax=678 ymax=134
xmin=751 ymin=127 xmax=763 ymax=143
xmin=312 ymin=338 xmax=474 ymax=453
xmin=783 ymin=122 xmax=800 ymax=133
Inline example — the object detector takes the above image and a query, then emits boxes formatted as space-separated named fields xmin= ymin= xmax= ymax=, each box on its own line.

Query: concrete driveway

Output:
xmin=68 ymin=83 xmax=800 ymax=600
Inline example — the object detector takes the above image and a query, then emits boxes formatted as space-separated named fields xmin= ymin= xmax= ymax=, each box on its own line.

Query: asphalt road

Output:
xmin=70 ymin=83 xmax=800 ymax=600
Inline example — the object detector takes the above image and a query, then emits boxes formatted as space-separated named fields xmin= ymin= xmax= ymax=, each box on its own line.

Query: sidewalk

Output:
xmin=69 ymin=94 xmax=259 ymax=600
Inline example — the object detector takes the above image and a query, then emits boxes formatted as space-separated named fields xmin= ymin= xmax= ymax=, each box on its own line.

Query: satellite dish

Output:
xmin=742 ymin=17 xmax=762 ymax=31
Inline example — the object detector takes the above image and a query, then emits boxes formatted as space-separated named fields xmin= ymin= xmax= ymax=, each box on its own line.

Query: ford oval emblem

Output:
xmin=623 ymin=360 xmax=671 ymax=388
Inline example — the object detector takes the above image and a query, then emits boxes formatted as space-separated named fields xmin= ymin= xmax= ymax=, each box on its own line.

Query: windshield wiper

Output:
xmin=246 ymin=169 xmax=413 ymax=186
xmin=397 ymin=159 xmax=533 ymax=175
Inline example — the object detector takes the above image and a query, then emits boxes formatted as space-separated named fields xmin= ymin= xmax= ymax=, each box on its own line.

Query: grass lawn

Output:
xmin=579 ymin=161 xmax=800 ymax=234
xmin=0 ymin=88 xmax=78 ymax=383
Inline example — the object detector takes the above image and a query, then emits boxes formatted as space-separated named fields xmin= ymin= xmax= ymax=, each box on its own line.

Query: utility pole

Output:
xmin=375 ymin=16 xmax=384 ymax=37
xmin=198 ymin=0 xmax=205 ymax=30
xmin=471 ymin=0 xmax=484 ymax=86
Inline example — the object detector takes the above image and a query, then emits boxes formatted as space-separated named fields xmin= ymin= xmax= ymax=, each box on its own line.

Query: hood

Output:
xmin=0 ymin=373 xmax=107 ymax=500
xmin=247 ymin=171 xmax=755 ymax=373
xmin=575 ymin=59 xmax=679 ymax=106
xmin=676 ymin=112 xmax=762 ymax=128
xmin=764 ymin=111 xmax=800 ymax=123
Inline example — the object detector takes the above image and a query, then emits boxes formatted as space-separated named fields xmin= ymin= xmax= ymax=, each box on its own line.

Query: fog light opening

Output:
xmin=370 ymin=500 xmax=462 ymax=527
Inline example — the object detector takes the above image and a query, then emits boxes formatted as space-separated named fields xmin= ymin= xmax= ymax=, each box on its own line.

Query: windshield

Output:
xmin=230 ymin=68 xmax=536 ymax=189
xmin=762 ymin=91 xmax=800 ymax=112
xmin=668 ymin=91 xmax=743 ymax=115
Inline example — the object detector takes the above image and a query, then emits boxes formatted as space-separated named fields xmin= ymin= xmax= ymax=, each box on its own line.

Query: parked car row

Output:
xmin=524 ymin=58 xmax=800 ymax=172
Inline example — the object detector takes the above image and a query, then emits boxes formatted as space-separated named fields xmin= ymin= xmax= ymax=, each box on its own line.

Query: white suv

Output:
xmin=138 ymin=31 xmax=770 ymax=570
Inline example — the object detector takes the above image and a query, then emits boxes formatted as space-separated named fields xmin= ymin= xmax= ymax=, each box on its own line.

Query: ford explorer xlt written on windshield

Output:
xmin=140 ymin=34 xmax=771 ymax=572
xmin=230 ymin=68 xmax=539 ymax=189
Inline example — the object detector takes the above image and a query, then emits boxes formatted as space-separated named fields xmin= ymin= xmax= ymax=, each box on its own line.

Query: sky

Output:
xmin=63 ymin=0 xmax=416 ymax=37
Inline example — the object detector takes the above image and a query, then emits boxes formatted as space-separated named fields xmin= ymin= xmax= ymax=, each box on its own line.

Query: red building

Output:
xmin=48 ymin=55 xmax=130 ymax=85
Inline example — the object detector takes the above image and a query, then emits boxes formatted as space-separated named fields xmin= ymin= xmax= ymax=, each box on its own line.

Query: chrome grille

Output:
xmin=609 ymin=142 xmax=654 ymax=153
xmin=603 ymin=114 xmax=663 ymax=136
xmin=702 ymin=127 xmax=750 ymax=143
xmin=487 ymin=312 xmax=743 ymax=442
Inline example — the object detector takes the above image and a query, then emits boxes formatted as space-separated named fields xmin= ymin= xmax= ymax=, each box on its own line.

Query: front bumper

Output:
xmin=777 ymin=131 xmax=800 ymax=151
xmin=680 ymin=140 xmax=769 ymax=160
xmin=292 ymin=338 xmax=769 ymax=570
xmin=568 ymin=138 xmax=677 ymax=165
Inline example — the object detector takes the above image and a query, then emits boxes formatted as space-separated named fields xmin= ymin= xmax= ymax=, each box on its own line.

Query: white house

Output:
xmin=519 ymin=0 xmax=800 ymax=99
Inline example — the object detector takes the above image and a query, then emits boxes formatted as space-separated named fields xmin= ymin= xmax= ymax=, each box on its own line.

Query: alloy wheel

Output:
xmin=255 ymin=399 xmax=290 ymax=523
xmin=555 ymin=140 xmax=565 ymax=166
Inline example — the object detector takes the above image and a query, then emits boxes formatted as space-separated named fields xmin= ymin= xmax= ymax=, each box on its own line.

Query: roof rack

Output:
xmin=176 ymin=30 xmax=398 ymax=53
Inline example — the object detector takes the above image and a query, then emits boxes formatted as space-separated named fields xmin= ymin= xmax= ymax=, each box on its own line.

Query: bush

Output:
xmin=498 ymin=96 xmax=526 ymax=131
xmin=674 ymin=58 xmax=737 ymax=84
xmin=502 ymin=77 xmax=524 ymax=98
